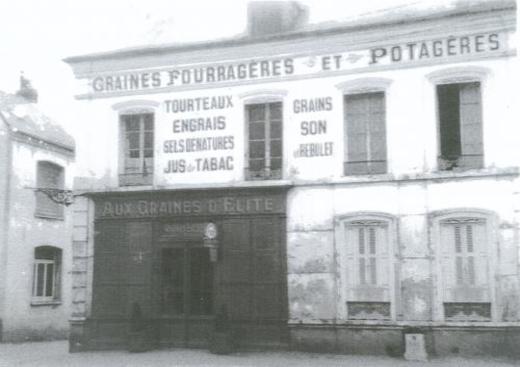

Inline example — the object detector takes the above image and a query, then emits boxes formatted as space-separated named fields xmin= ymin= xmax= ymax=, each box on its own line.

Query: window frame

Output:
xmin=427 ymin=66 xmax=490 ymax=172
xmin=35 ymin=161 xmax=65 ymax=220
xmin=430 ymin=209 xmax=497 ymax=322
xmin=31 ymin=246 xmax=62 ymax=305
xmin=335 ymin=212 xmax=397 ymax=321
xmin=241 ymin=91 xmax=286 ymax=181
xmin=115 ymin=103 xmax=157 ymax=187
xmin=337 ymin=77 xmax=392 ymax=177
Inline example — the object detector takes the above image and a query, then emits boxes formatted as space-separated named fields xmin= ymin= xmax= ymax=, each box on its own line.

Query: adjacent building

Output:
xmin=64 ymin=0 xmax=519 ymax=357
xmin=0 ymin=79 xmax=75 ymax=341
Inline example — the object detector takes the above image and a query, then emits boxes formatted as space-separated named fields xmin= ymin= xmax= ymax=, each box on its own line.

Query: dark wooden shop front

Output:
xmin=87 ymin=188 xmax=289 ymax=350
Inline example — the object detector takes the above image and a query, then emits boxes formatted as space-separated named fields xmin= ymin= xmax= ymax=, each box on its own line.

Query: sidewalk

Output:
xmin=0 ymin=341 xmax=516 ymax=367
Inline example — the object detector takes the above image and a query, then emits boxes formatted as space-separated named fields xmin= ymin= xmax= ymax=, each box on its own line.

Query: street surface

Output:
xmin=0 ymin=341 xmax=517 ymax=367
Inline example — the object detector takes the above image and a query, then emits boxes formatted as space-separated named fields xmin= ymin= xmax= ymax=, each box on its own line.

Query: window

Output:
xmin=437 ymin=82 xmax=483 ymax=170
xmin=245 ymin=102 xmax=283 ymax=180
xmin=35 ymin=161 xmax=64 ymax=219
xmin=120 ymin=113 xmax=154 ymax=186
xmin=438 ymin=216 xmax=491 ymax=321
xmin=341 ymin=217 xmax=393 ymax=320
xmin=32 ymin=246 xmax=62 ymax=304
xmin=344 ymin=92 xmax=387 ymax=175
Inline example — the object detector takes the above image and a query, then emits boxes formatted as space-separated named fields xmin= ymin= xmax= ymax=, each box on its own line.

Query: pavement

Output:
xmin=0 ymin=341 xmax=517 ymax=367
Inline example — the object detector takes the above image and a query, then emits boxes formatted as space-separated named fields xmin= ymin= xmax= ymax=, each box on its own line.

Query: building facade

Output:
xmin=0 ymin=82 xmax=75 ymax=341
xmin=65 ymin=1 xmax=519 ymax=357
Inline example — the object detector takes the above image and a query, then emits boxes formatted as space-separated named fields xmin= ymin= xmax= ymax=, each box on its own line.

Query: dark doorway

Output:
xmin=159 ymin=245 xmax=214 ymax=347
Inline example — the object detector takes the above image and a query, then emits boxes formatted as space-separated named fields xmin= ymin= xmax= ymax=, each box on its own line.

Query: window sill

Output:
xmin=34 ymin=212 xmax=64 ymax=221
xmin=31 ymin=300 xmax=62 ymax=307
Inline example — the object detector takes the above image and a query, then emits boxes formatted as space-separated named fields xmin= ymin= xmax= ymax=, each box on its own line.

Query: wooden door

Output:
xmin=158 ymin=244 xmax=214 ymax=347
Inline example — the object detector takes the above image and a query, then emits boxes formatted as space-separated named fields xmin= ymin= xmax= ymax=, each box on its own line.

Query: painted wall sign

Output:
xmin=94 ymin=193 xmax=286 ymax=219
xmin=82 ymin=31 xmax=510 ymax=97
xmin=293 ymin=97 xmax=335 ymax=158
xmin=161 ymin=95 xmax=236 ymax=176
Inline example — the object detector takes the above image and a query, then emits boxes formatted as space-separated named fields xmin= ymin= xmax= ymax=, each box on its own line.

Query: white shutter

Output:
xmin=376 ymin=224 xmax=389 ymax=290
xmin=472 ymin=221 xmax=490 ymax=296
xmin=344 ymin=224 xmax=359 ymax=296
xmin=440 ymin=223 xmax=457 ymax=301
xmin=459 ymin=83 xmax=483 ymax=168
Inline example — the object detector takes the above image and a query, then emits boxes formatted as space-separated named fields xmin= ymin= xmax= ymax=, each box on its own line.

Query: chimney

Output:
xmin=16 ymin=72 xmax=38 ymax=103
xmin=247 ymin=1 xmax=309 ymax=38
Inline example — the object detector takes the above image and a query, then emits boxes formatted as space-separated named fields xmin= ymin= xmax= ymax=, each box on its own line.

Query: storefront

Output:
xmin=65 ymin=1 xmax=518 ymax=358
xmin=82 ymin=187 xmax=289 ymax=350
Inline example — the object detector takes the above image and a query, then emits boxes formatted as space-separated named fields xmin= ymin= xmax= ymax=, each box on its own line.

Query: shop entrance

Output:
xmin=159 ymin=244 xmax=214 ymax=347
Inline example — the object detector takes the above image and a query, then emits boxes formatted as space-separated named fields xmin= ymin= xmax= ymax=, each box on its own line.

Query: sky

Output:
xmin=0 ymin=0 xmax=457 ymax=135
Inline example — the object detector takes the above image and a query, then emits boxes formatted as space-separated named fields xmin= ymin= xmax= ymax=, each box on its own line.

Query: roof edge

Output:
xmin=63 ymin=1 xmax=517 ymax=64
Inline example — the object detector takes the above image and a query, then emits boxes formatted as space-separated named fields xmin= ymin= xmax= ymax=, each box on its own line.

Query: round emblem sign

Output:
xmin=204 ymin=222 xmax=218 ymax=240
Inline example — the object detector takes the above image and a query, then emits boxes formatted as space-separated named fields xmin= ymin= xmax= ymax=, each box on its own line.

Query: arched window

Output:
xmin=35 ymin=161 xmax=64 ymax=219
xmin=32 ymin=246 xmax=62 ymax=304
xmin=336 ymin=213 xmax=396 ymax=320
xmin=432 ymin=209 xmax=495 ymax=321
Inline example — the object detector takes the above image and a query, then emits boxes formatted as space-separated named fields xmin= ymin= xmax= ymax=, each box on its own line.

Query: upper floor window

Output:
xmin=245 ymin=102 xmax=283 ymax=180
xmin=437 ymin=82 xmax=483 ymax=170
xmin=35 ymin=161 xmax=64 ymax=219
xmin=343 ymin=92 xmax=387 ymax=175
xmin=32 ymin=246 xmax=62 ymax=304
xmin=120 ymin=113 xmax=154 ymax=186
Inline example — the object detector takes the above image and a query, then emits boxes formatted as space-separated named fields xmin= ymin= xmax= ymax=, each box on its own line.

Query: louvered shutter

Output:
xmin=440 ymin=223 xmax=457 ymax=301
xmin=459 ymin=83 xmax=483 ymax=169
xmin=440 ymin=220 xmax=489 ymax=303
xmin=375 ymin=223 xmax=390 ymax=301
xmin=344 ymin=223 xmax=359 ymax=300
xmin=36 ymin=162 xmax=64 ymax=218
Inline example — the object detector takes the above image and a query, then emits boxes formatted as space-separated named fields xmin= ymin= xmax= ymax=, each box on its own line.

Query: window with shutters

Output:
xmin=343 ymin=92 xmax=387 ymax=175
xmin=339 ymin=216 xmax=394 ymax=320
xmin=35 ymin=161 xmax=64 ymax=219
xmin=245 ymin=102 xmax=283 ymax=180
xmin=120 ymin=113 xmax=154 ymax=186
xmin=438 ymin=215 xmax=492 ymax=321
xmin=437 ymin=82 xmax=483 ymax=171
xmin=32 ymin=246 xmax=62 ymax=304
